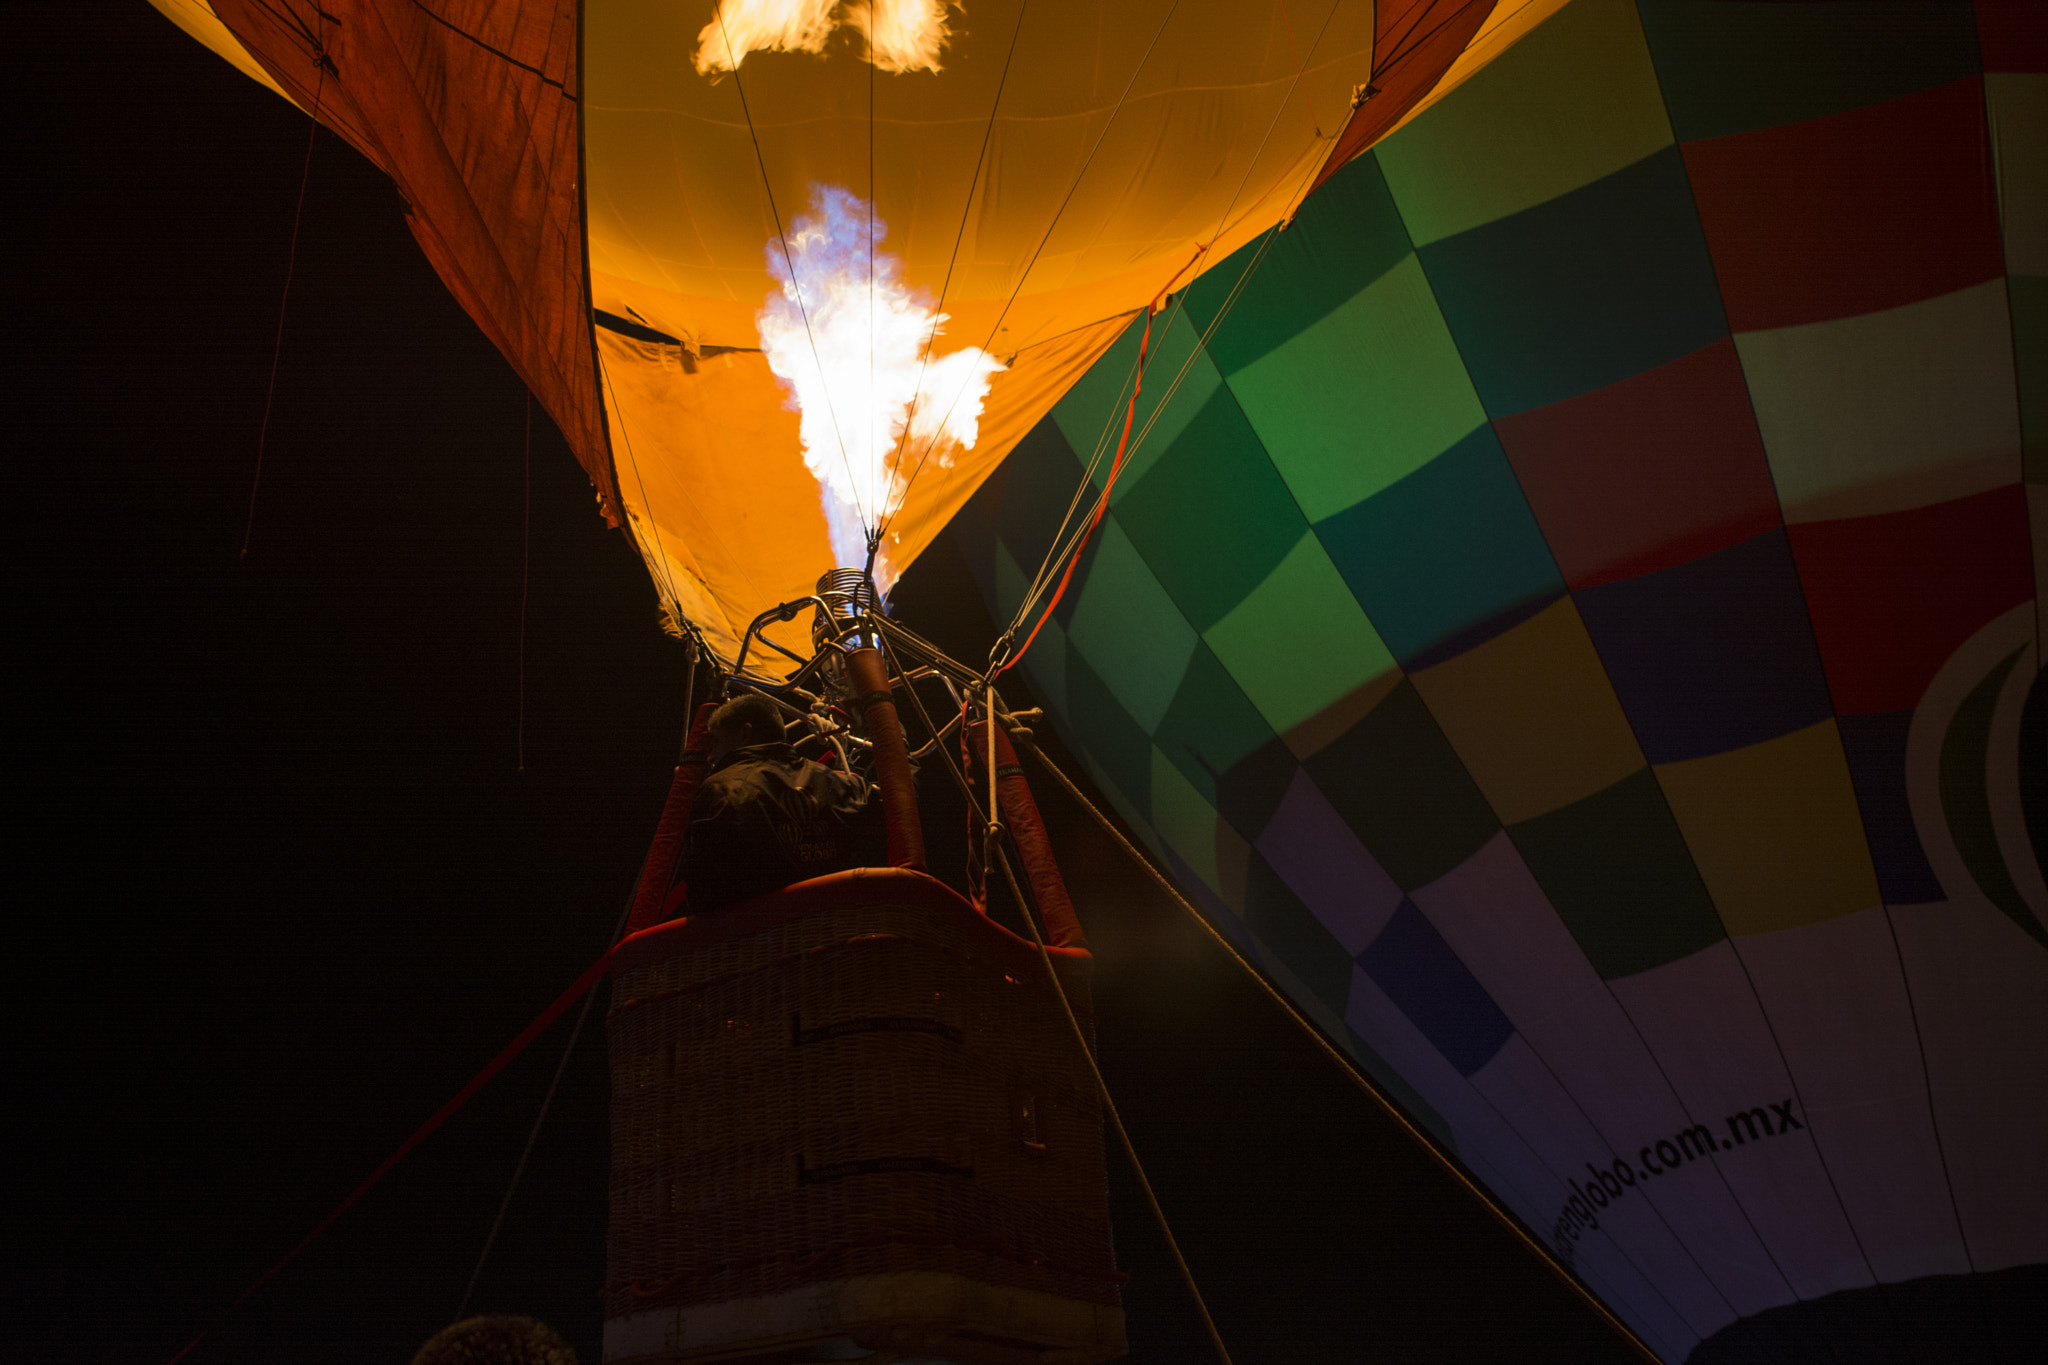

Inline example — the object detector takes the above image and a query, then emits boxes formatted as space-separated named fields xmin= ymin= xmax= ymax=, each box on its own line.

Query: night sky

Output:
xmin=6 ymin=7 xmax=1640 ymax=1362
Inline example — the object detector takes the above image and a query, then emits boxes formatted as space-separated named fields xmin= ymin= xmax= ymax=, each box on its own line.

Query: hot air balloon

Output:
xmin=149 ymin=0 xmax=2045 ymax=1361
xmin=149 ymin=2 xmax=1575 ymax=1361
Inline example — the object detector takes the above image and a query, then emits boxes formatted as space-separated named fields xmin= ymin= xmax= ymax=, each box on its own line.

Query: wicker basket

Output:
xmin=603 ymin=868 xmax=1125 ymax=1365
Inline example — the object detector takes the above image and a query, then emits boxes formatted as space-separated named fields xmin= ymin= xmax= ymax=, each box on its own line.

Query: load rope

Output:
xmin=453 ymin=897 xmax=629 ymax=1323
xmin=455 ymin=658 xmax=704 ymax=1319
xmin=993 ymin=846 xmax=1235 ymax=1365
xmin=167 ymin=667 xmax=718 ymax=1362
xmin=164 ymin=933 xmax=628 ymax=1365
xmin=238 ymin=33 xmax=330 ymax=560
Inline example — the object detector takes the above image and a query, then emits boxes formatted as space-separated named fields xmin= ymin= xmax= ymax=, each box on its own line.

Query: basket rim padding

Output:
xmin=608 ymin=866 xmax=1094 ymax=980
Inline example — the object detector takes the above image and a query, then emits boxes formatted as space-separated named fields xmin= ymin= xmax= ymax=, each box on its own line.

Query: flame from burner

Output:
xmin=847 ymin=0 xmax=954 ymax=73
xmin=757 ymin=186 xmax=1004 ymax=588
xmin=696 ymin=0 xmax=953 ymax=76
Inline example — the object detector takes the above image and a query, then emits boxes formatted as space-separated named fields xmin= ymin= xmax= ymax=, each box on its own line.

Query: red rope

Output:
xmin=998 ymin=308 xmax=1154 ymax=676
xmin=165 ymin=947 xmax=621 ymax=1364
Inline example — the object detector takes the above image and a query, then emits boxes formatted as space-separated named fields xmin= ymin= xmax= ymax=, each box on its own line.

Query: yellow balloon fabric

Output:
xmin=147 ymin=0 xmax=302 ymax=107
xmin=585 ymin=0 xmax=1382 ymax=659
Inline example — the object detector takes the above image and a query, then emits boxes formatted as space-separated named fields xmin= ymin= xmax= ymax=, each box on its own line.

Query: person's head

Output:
xmin=411 ymin=1315 xmax=577 ymax=1365
xmin=708 ymin=692 xmax=785 ymax=761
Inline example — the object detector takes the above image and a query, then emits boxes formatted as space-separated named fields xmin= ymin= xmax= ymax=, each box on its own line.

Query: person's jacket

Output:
xmin=674 ymin=742 xmax=873 ymax=912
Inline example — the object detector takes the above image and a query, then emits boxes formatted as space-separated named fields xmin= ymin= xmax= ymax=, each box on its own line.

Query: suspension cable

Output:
xmin=453 ymin=900 xmax=626 ymax=1321
xmin=880 ymin=646 xmax=1234 ymax=1360
xmin=239 ymin=34 xmax=329 ymax=560
xmin=879 ymin=0 xmax=1035 ymax=534
xmin=994 ymin=308 xmax=1154 ymax=675
xmin=879 ymin=631 xmax=987 ymax=824
xmin=990 ymin=846 xmax=1233 ymax=1365
xmin=997 ymin=0 xmax=1343 ymax=649
xmin=452 ymin=656 xmax=700 ymax=1320
xmin=713 ymin=5 xmax=865 ymax=529
xmin=887 ymin=0 xmax=1187 ymax=499
xmin=598 ymin=357 xmax=691 ymax=624
xmin=1013 ymin=734 xmax=1663 ymax=1365
xmin=516 ymin=391 xmax=531 ymax=772
xmin=1001 ymin=133 xmax=1313 ymax=653
xmin=999 ymin=197 xmax=1292 ymax=658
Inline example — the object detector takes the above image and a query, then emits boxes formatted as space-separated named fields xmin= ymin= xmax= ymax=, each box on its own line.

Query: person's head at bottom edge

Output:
xmin=412 ymin=1315 xmax=578 ymax=1365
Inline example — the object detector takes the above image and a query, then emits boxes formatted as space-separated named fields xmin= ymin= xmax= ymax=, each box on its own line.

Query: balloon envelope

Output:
xmin=954 ymin=1 xmax=2047 ymax=1359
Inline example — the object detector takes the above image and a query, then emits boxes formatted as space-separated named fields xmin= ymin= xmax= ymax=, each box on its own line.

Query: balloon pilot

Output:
xmin=668 ymin=691 xmax=876 ymax=914
xmin=634 ymin=566 xmax=939 ymax=930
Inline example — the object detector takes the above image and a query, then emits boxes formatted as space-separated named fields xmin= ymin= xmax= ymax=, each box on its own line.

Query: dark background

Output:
xmin=3 ymin=6 xmax=1640 ymax=1362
